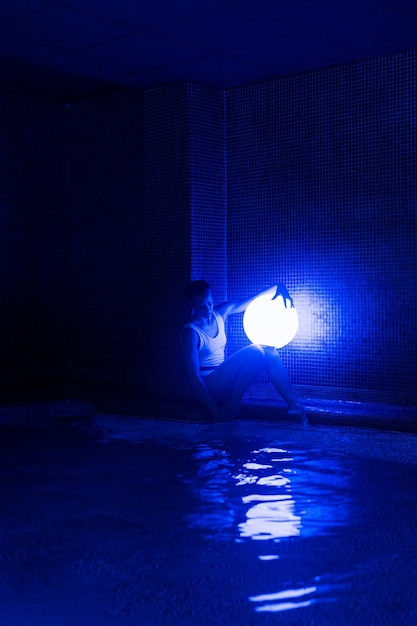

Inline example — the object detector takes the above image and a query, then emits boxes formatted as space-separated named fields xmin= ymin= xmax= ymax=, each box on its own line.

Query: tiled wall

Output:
xmin=67 ymin=90 xmax=148 ymax=389
xmin=0 ymin=93 xmax=68 ymax=392
xmin=1 ymin=48 xmax=416 ymax=408
xmin=226 ymin=51 xmax=417 ymax=404
xmin=188 ymin=83 xmax=227 ymax=303
xmin=67 ymin=84 xmax=214 ymax=395
xmin=144 ymin=83 xmax=192 ymax=391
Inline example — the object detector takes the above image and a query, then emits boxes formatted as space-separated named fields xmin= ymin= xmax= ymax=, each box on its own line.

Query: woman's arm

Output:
xmin=181 ymin=327 xmax=222 ymax=418
xmin=216 ymin=283 xmax=293 ymax=320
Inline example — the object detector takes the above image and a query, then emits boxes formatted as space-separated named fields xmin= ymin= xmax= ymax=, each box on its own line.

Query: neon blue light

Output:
xmin=243 ymin=294 xmax=299 ymax=348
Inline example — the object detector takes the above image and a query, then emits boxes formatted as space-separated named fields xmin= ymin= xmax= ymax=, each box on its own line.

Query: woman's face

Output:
xmin=190 ymin=290 xmax=214 ymax=322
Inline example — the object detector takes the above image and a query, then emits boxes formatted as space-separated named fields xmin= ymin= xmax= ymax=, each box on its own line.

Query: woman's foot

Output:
xmin=287 ymin=403 xmax=307 ymax=423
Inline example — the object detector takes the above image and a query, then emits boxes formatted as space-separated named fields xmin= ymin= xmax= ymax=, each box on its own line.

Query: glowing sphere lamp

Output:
xmin=243 ymin=294 xmax=299 ymax=348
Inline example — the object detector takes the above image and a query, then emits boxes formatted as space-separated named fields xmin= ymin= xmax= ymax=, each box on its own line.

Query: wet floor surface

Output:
xmin=1 ymin=415 xmax=417 ymax=625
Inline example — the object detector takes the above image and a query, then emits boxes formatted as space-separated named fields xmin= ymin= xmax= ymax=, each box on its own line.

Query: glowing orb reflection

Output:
xmin=243 ymin=295 xmax=299 ymax=348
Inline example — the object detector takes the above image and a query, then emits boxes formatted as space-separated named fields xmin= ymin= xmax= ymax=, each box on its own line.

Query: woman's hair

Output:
xmin=184 ymin=280 xmax=210 ymax=303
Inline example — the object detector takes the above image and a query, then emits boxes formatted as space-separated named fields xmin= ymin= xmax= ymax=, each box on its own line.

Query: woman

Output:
xmin=181 ymin=279 xmax=305 ymax=421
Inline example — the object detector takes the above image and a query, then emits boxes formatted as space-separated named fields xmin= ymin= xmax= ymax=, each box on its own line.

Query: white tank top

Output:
xmin=182 ymin=310 xmax=227 ymax=375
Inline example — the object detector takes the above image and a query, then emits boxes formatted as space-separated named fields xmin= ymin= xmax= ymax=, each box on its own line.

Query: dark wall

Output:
xmin=144 ymin=83 xmax=192 ymax=393
xmin=66 ymin=83 xmax=227 ymax=397
xmin=189 ymin=83 xmax=227 ymax=302
xmin=68 ymin=91 xmax=148 ymax=390
xmin=0 ymin=93 xmax=68 ymax=393
xmin=1 ymin=50 xmax=416 ymax=408
xmin=226 ymin=51 xmax=417 ymax=404
xmin=68 ymin=84 xmax=195 ymax=395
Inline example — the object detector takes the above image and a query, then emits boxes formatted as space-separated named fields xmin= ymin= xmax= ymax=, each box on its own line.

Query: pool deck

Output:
xmin=0 ymin=389 xmax=416 ymax=434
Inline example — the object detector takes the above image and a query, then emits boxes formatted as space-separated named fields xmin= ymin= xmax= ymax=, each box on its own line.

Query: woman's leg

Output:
xmin=263 ymin=347 xmax=300 ymax=410
xmin=205 ymin=344 xmax=265 ymax=417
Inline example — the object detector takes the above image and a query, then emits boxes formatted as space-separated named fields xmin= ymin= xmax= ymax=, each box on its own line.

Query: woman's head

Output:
xmin=184 ymin=280 xmax=213 ymax=319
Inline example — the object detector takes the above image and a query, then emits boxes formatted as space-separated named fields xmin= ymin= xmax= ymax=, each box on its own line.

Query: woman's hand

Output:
xmin=273 ymin=283 xmax=294 ymax=308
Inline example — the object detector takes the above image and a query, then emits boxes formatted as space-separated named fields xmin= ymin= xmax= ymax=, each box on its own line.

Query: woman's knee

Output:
xmin=245 ymin=343 xmax=265 ymax=367
xmin=263 ymin=346 xmax=283 ymax=365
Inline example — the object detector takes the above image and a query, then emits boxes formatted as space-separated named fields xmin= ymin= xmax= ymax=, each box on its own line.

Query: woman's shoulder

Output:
xmin=213 ymin=309 xmax=225 ymax=326
xmin=182 ymin=321 xmax=201 ymax=333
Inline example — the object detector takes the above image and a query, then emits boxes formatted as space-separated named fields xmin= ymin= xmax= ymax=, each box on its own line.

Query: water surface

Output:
xmin=1 ymin=416 xmax=417 ymax=625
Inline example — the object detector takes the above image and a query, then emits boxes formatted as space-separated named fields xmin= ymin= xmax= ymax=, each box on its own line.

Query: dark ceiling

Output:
xmin=1 ymin=0 xmax=417 ymax=102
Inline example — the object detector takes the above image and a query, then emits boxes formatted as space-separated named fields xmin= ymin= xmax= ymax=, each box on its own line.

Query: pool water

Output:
xmin=1 ymin=415 xmax=417 ymax=625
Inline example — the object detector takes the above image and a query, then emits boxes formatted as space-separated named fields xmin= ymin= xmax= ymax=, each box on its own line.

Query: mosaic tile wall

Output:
xmin=188 ymin=83 xmax=227 ymax=304
xmin=226 ymin=51 xmax=417 ymax=405
xmin=67 ymin=90 xmax=148 ymax=389
xmin=67 ymin=83 xmax=221 ymax=395
xmin=144 ymin=83 xmax=192 ymax=392
xmin=2 ymin=49 xmax=416 ymax=407
xmin=0 ymin=93 xmax=68 ymax=391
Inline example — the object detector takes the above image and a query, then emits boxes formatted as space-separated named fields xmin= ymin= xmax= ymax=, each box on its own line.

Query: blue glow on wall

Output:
xmin=225 ymin=51 xmax=417 ymax=405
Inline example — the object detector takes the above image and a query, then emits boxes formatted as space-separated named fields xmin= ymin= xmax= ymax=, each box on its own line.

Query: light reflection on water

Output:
xmin=95 ymin=416 xmax=417 ymax=622
xmin=188 ymin=442 xmax=351 ymax=541
xmin=187 ymin=439 xmax=353 ymax=613
xmin=249 ymin=585 xmax=317 ymax=612
xmin=249 ymin=580 xmax=346 ymax=612
xmin=235 ymin=447 xmax=300 ymax=541
xmin=239 ymin=494 xmax=301 ymax=541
